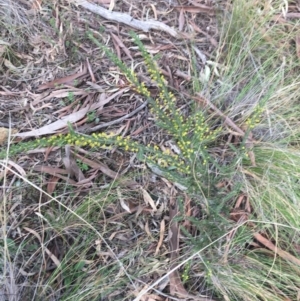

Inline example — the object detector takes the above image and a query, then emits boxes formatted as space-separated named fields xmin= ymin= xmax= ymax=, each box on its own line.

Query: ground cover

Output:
xmin=1 ymin=0 xmax=300 ymax=300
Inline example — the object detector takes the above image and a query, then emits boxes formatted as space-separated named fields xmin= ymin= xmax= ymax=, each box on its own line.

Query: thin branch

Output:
xmin=86 ymin=100 xmax=149 ymax=133
xmin=71 ymin=0 xmax=178 ymax=37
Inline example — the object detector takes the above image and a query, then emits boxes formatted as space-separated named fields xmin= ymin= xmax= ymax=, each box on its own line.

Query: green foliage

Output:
xmin=1 ymin=32 xmax=232 ymax=199
xmin=67 ymin=91 xmax=75 ymax=103
xmin=182 ymin=259 xmax=191 ymax=284
xmin=76 ymin=159 xmax=89 ymax=171
xmin=87 ymin=111 xmax=96 ymax=122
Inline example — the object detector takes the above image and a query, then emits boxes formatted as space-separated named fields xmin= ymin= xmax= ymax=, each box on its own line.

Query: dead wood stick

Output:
xmin=86 ymin=100 xmax=149 ymax=133
xmin=71 ymin=0 xmax=178 ymax=37
xmin=37 ymin=65 xmax=87 ymax=91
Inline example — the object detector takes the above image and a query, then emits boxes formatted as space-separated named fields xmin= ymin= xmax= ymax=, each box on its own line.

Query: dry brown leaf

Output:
xmin=188 ymin=1 xmax=215 ymax=10
xmin=169 ymin=198 xmax=215 ymax=301
xmin=245 ymin=132 xmax=256 ymax=166
xmin=31 ymin=0 xmax=42 ymax=10
xmin=0 ymin=85 xmax=21 ymax=96
xmin=34 ymin=89 xmax=87 ymax=104
xmin=31 ymin=165 xmax=77 ymax=184
xmin=296 ymin=35 xmax=300 ymax=59
xmin=111 ymin=34 xmax=121 ymax=60
xmin=23 ymin=89 xmax=127 ymax=138
xmin=182 ymin=194 xmax=192 ymax=231
xmin=174 ymin=5 xmax=215 ymax=15
xmin=85 ymin=81 xmax=106 ymax=92
xmin=119 ymin=198 xmax=131 ymax=213
xmin=4 ymin=59 xmax=21 ymax=72
xmin=253 ymin=233 xmax=300 ymax=266
xmin=93 ymin=0 xmax=111 ymax=5
xmin=131 ymin=123 xmax=151 ymax=136
xmin=5 ymin=160 xmax=26 ymax=176
xmin=86 ymin=58 xmax=96 ymax=82
xmin=23 ymin=227 xmax=61 ymax=267
xmin=19 ymin=268 xmax=36 ymax=277
xmin=169 ymin=200 xmax=188 ymax=297
xmin=117 ymin=187 xmax=132 ymax=213
xmin=133 ymin=285 xmax=166 ymax=301
xmin=63 ymin=145 xmax=86 ymax=182
xmin=150 ymin=4 xmax=158 ymax=20
xmin=49 ymin=174 xmax=77 ymax=185
xmin=178 ymin=9 xmax=185 ymax=31
xmin=175 ymin=69 xmax=191 ymax=81
xmin=111 ymin=33 xmax=133 ymax=60
xmin=73 ymin=150 xmax=139 ymax=187
xmin=72 ymin=152 xmax=119 ymax=178
xmin=141 ymin=188 xmax=157 ymax=211
xmin=53 ymin=99 xmax=81 ymax=115
xmin=189 ymin=21 xmax=218 ymax=47
xmin=75 ymin=170 xmax=98 ymax=185
xmin=47 ymin=176 xmax=60 ymax=195
xmin=146 ymin=44 xmax=174 ymax=54
xmin=134 ymin=293 xmax=164 ymax=301
xmin=144 ymin=220 xmax=152 ymax=237
xmin=14 ymin=106 xmax=90 ymax=137
xmin=37 ymin=65 xmax=87 ymax=91
xmin=32 ymin=87 xmax=125 ymax=117
xmin=0 ymin=159 xmax=26 ymax=180
xmin=0 ymin=45 xmax=6 ymax=57
xmin=234 ymin=195 xmax=245 ymax=209
xmin=32 ymin=166 xmax=68 ymax=175
xmin=30 ymin=103 xmax=54 ymax=114
xmin=154 ymin=219 xmax=165 ymax=256
xmin=272 ymin=14 xmax=290 ymax=24
xmin=286 ymin=13 xmax=300 ymax=18
xmin=92 ymin=89 xmax=127 ymax=108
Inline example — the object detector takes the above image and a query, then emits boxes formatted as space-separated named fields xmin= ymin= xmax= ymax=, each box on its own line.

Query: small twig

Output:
xmin=253 ymin=232 xmax=300 ymax=266
xmin=86 ymin=100 xmax=148 ymax=133
xmin=37 ymin=64 xmax=87 ymax=91
xmin=194 ymin=93 xmax=246 ymax=137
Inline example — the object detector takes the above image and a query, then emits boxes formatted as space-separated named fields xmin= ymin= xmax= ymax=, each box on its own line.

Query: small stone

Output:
xmin=0 ymin=127 xmax=18 ymax=145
